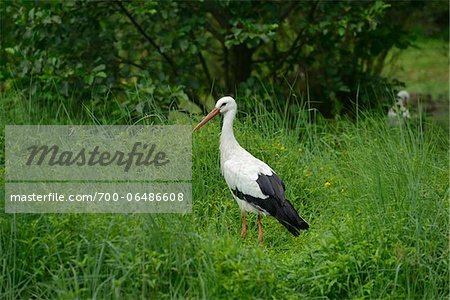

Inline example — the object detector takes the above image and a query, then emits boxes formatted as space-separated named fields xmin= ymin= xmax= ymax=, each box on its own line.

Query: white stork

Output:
xmin=194 ymin=96 xmax=309 ymax=242
xmin=388 ymin=90 xmax=411 ymax=126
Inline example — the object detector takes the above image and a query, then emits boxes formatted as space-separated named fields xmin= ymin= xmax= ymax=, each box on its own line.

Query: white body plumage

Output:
xmin=193 ymin=96 xmax=309 ymax=240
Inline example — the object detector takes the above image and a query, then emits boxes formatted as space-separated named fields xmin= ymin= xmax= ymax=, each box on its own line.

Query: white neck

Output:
xmin=221 ymin=109 xmax=237 ymax=140
xmin=220 ymin=109 xmax=241 ymax=162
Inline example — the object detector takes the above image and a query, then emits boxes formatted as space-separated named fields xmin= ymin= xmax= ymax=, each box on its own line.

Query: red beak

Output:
xmin=193 ymin=108 xmax=220 ymax=131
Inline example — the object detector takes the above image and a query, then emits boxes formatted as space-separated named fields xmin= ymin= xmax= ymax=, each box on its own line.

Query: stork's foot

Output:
xmin=241 ymin=212 xmax=247 ymax=239
xmin=258 ymin=232 xmax=264 ymax=243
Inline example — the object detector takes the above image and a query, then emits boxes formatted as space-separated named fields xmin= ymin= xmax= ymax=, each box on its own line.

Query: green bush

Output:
xmin=2 ymin=1 xmax=446 ymax=116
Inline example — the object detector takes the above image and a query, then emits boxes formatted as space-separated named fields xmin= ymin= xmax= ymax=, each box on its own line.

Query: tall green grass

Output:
xmin=0 ymin=91 xmax=448 ymax=299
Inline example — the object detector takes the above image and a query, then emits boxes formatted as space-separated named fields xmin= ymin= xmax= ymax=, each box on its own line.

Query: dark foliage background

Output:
xmin=1 ymin=0 xmax=448 ymax=117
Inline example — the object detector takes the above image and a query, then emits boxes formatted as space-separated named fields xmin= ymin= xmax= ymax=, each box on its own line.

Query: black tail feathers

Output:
xmin=275 ymin=199 xmax=309 ymax=236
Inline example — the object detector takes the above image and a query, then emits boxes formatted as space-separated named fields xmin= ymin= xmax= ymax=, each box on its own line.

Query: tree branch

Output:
xmin=279 ymin=2 xmax=300 ymax=23
xmin=223 ymin=43 xmax=230 ymax=91
xmin=114 ymin=55 xmax=147 ymax=70
xmin=116 ymin=1 xmax=178 ymax=76
xmin=266 ymin=1 xmax=320 ymax=80
xmin=190 ymin=33 xmax=212 ymax=90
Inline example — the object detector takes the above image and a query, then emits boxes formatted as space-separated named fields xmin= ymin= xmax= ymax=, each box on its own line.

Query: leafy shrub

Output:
xmin=1 ymin=1 xmax=445 ymax=116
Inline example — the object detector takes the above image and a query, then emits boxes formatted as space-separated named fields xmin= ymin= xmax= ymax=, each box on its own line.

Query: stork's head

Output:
xmin=396 ymin=90 xmax=410 ymax=107
xmin=193 ymin=96 xmax=236 ymax=131
xmin=215 ymin=96 xmax=237 ymax=113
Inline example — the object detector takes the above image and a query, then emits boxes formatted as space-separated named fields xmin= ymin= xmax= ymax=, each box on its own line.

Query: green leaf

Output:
xmin=95 ymin=71 xmax=107 ymax=78
xmin=5 ymin=47 xmax=15 ymax=54
xmin=86 ymin=75 xmax=94 ymax=85
xmin=92 ymin=64 xmax=106 ymax=72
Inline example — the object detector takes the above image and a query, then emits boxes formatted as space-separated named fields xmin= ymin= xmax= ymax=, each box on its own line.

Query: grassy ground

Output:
xmin=0 ymin=91 xmax=449 ymax=299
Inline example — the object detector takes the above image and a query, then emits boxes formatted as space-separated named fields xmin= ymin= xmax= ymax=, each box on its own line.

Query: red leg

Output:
xmin=241 ymin=212 xmax=247 ymax=239
xmin=257 ymin=215 xmax=263 ymax=243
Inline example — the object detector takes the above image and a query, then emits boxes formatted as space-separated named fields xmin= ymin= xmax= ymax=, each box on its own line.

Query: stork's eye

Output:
xmin=220 ymin=103 xmax=226 ymax=108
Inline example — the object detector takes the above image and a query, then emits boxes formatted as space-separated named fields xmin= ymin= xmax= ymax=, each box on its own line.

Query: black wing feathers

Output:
xmin=235 ymin=173 xmax=309 ymax=236
xmin=256 ymin=173 xmax=285 ymax=201
xmin=232 ymin=188 xmax=278 ymax=216
xmin=278 ymin=198 xmax=309 ymax=235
